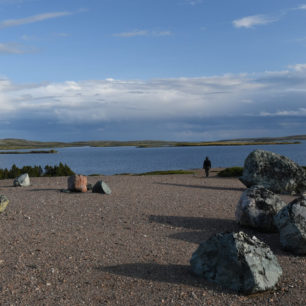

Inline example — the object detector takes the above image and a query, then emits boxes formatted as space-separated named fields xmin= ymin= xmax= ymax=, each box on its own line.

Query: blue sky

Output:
xmin=0 ymin=0 xmax=306 ymax=141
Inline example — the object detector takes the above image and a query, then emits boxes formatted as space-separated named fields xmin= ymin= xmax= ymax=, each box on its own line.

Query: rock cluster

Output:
xmin=239 ymin=149 xmax=306 ymax=195
xmin=190 ymin=231 xmax=282 ymax=294
xmin=66 ymin=175 xmax=111 ymax=195
xmin=190 ymin=150 xmax=306 ymax=294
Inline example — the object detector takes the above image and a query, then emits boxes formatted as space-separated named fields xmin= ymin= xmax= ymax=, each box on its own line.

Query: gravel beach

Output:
xmin=0 ymin=169 xmax=305 ymax=305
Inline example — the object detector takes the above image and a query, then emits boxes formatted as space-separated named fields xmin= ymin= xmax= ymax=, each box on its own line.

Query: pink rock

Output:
xmin=68 ymin=175 xmax=87 ymax=193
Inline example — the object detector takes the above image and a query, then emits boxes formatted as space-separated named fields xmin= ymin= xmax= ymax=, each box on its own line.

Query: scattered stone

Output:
xmin=239 ymin=149 xmax=306 ymax=195
xmin=274 ymin=196 xmax=306 ymax=255
xmin=92 ymin=181 xmax=111 ymax=194
xmin=0 ymin=195 xmax=9 ymax=213
xmin=60 ymin=189 xmax=72 ymax=193
xmin=13 ymin=173 xmax=30 ymax=187
xmin=235 ymin=185 xmax=287 ymax=232
xmin=67 ymin=174 xmax=87 ymax=193
xmin=190 ymin=231 xmax=282 ymax=294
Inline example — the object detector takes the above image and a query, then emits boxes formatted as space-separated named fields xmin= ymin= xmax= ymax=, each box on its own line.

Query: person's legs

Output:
xmin=205 ymin=168 xmax=209 ymax=177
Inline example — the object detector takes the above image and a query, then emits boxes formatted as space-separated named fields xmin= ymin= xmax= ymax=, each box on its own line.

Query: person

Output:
xmin=203 ymin=156 xmax=211 ymax=177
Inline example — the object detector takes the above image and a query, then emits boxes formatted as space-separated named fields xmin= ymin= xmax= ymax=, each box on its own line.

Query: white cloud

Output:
xmin=289 ymin=64 xmax=306 ymax=71
xmin=260 ymin=108 xmax=306 ymax=117
xmin=0 ymin=11 xmax=72 ymax=29
xmin=113 ymin=30 xmax=172 ymax=38
xmin=185 ymin=0 xmax=202 ymax=5
xmin=233 ymin=14 xmax=277 ymax=28
xmin=113 ymin=30 xmax=148 ymax=38
xmin=297 ymin=4 xmax=306 ymax=10
xmin=0 ymin=42 xmax=29 ymax=54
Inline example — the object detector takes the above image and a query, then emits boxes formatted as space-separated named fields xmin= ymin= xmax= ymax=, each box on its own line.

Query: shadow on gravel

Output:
xmin=155 ymin=182 xmax=245 ymax=192
xmin=149 ymin=215 xmax=286 ymax=256
xmin=96 ymin=263 xmax=229 ymax=293
xmin=26 ymin=188 xmax=61 ymax=192
xmin=149 ymin=215 xmax=239 ymax=230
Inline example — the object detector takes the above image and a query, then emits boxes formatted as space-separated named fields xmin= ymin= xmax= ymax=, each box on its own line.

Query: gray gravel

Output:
xmin=0 ymin=170 xmax=304 ymax=305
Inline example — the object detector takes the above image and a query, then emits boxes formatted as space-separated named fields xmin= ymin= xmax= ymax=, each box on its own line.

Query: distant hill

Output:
xmin=0 ymin=135 xmax=304 ymax=150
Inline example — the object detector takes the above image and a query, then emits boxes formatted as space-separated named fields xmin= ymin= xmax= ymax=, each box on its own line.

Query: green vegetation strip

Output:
xmin=0 ymin=163 xmax=74 ymax=180
xmin=135 ymin=169 xmax=195 ymax=176
xmin=217 ymin=167 xmax=244 ymax=177
xmin=0 ymin=137 xmax=303 ymax=150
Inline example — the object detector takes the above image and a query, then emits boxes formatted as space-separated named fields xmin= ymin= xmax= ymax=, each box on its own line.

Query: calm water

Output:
xmin=0 ymin=141 xmax=305 ymax=175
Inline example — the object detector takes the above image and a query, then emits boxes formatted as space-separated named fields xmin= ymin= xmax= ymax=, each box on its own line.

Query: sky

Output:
xmin=0 ymin=0 xmax=306 ymax=141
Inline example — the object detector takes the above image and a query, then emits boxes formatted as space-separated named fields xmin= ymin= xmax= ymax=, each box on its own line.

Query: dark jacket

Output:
xmin=203 ymin=159 xmax=211 ymax=169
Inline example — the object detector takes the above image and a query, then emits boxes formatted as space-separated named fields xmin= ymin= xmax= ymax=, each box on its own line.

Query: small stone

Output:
xmin=92 ymin=181 xmax=111 ymax=194
xmin=0 ymin=195 xmax=9 ymax=213
xmin=67 ymin=174 xmax=87 ymax=193
xmin=13 ymin=173 xmax=30 ymax=187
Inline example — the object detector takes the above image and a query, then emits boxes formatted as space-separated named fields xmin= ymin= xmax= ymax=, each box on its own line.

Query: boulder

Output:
xmin=239 ymin=150 xmax=306 ymax=195
xmin=274 ymin=196 xmax=306 ymax=255
xmin=190 ymin=231 xmax=282 ymax=294
xmin=92 ymin=181 xmax=111 ymax=194
xmin=0 ymin=195 xmax=9 ymax=213
xmin=67 ymin=174 xmax=87 ymax=193
xmin=13 ymin=173 xmax=30 ymax=187
xmin=235 ymin=185 xmax=287 ymax=232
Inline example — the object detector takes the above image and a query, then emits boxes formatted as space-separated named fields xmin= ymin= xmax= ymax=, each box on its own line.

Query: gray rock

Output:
xmin=190 ymin=231 xmax=282 ymax=294
xmin=239 ymin=149 xmax=306 ymax=195
xmin=0 ymin=195 xmax=9 ymax=213
xmin=274 ymin=196 xmax=306 ymax=255
xmin=92 ymin=181 xmax=111 ymax=194
xmin=235 ymin=185 xmax=287 ymax=232
xmin=13 ymin=173 xmax=30 ymax=187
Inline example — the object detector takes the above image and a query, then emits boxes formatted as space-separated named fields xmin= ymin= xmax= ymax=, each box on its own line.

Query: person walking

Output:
xmin=203 ymin=156 xmax=211 ymax=177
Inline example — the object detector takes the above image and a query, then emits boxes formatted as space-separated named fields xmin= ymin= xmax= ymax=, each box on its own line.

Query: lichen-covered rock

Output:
xmin=235 ymin=185 xmax=287 ymax=232
xmin=190 ymin=231 xmax=282 ymax=294
xmin=274 ymin=196 xmax=306 ymax=255
xmin=92 ymin=181 xmax=111 ymax=194
xmin=68 ymin=174 xmax=87 ymax=193
xmin=13 ymin=173 xmax=30 ymax=187
xmin=239 ymin=149 xmax=306 ymax=195
xmin=0 ymin=195 xmax=9 ymax=213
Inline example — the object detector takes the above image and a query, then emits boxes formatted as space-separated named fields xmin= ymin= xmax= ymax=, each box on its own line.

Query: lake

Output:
xmin=0 ymin=141 xmax=305 ymax=175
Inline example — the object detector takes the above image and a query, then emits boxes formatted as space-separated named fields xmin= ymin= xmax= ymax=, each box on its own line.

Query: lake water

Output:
xmin=0 ymin=141 xmax=305 ymax=175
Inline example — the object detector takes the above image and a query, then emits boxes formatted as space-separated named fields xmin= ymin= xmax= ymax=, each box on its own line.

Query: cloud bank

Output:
xmin=0 ymin=66 xmax=306 ymax=141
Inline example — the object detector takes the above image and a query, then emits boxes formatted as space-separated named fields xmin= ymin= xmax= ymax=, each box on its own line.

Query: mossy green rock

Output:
xmin=0 ymin=195 xmax=9 ymax=213
xmin=92 ymin=181 xmax=111 ymax=194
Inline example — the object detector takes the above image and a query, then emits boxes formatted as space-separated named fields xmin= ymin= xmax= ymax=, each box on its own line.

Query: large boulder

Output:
xmin=92 ymin=181 xmax=111 ymax=194
xmin=0 ymin=195 xmax=9 ymax=213
xmin=274 ymin=196 xmax=306 ymax=255
xmin=67 ymin=174 xmax=87 ymax=193
xmin=235 ymin=185 xmax=287 ymax=232
xmin=190 ymin=231 xmax=282 ymax=294
xmin=239 ymin=149 xmax=306 ymax=195
xmin=13 ymin=173 xmax=30 ymax=187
